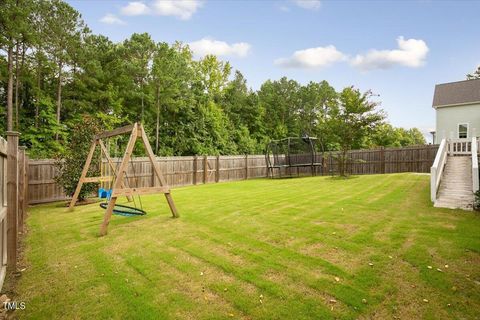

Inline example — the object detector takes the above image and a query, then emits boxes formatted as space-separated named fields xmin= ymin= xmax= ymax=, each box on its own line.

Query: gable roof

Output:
xmin=432 ymin=78 xmax=480 ymax=108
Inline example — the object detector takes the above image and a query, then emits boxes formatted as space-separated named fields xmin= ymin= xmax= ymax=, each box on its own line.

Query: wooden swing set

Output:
xmin=68 ymin=122 xmax=178 ymax=236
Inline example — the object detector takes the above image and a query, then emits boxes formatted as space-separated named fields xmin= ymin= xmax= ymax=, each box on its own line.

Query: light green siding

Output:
xmin=435 ymin=103 xmax=480 ymax=143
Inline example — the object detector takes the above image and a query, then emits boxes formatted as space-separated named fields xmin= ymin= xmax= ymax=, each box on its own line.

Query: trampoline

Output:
xmin=265 ymin=136 xmax=323 ymax=178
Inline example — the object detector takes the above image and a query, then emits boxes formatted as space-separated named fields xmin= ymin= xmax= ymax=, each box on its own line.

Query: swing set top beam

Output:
xmin=94 ymin=124 xmax=136 ymax=141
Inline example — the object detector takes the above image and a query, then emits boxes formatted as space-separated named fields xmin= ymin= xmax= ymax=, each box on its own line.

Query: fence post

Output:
xmin=6 ymin=131 xmax=19 ymax=271
xmin=24 ymin=153 xmax=29 ymax=216
xmin=203 ymin=155 xmax=208 ymax=184
xmin=193 ymin=155 xmax=197 ymax=185
xmin=216 ymin=155 xmax=220 ymax=183
xmin=321 ymin=155 xmax=326 ymax=176
xmin=18 ymin=147 xmax=27 ymax=233
xmin=380 ymin=147 xmax=385 ymax=174
xmin=245 ymin=154 xmax=248 ymax=180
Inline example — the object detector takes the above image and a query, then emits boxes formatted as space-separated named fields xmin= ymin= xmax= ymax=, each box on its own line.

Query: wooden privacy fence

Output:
xmin=28 ymin=144 xmax=439 ymax=205
xmin=29 ymin=155 xmax=268 ymax=204
xmin=0 ymin=133 xmax=29 ymax=290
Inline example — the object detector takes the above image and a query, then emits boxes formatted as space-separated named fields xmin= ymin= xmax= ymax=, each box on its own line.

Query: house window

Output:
xmin=458 ymin=123 xmax=468 ymax=139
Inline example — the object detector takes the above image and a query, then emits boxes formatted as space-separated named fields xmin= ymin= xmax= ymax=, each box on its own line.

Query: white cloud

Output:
xmin=100 ymin=13 xmax=126 ymax=25
xmin=188 ymin=38 xmax=251 ymax=58
xmin=120 ymin=0 xmax=201 ymax=20
xmin=152 ymin=0 xmax=202 ymax=20
xmin=274 ymin=45 xmax=346 ymax=68
xmin=351 ymin=37 xmax=429 ymax=70
xmin=120 ymin=2 xmax=149 ymax=16
xmin=294 ymin=0 xmax=321 ymax=10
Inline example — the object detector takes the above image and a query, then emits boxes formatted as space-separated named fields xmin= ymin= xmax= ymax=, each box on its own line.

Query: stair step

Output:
xmin=434 ymin=155 xmax=474 ymax=211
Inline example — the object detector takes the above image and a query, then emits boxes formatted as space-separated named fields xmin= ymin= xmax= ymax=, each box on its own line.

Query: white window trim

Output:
xmin=458 ymin=122 xmax=469 ymax=139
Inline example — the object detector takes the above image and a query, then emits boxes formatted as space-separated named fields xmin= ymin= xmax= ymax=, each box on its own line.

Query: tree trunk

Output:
xmin=140 ymin=81 xmax=144 ymax=122
xmin=20 ymin=42 xmax=26 ymax=121
xmin=155 ymin=85 xmax=160 ymax=154
xmin=35 ymin=51 xmax=41 ymax=128
xmin=7 ymin=44 xmax=14 ymax=132
xmin=14 ymin=41 xmax=20 ymax=130
xmin=56 ymin=58 xmax=63 ymax=140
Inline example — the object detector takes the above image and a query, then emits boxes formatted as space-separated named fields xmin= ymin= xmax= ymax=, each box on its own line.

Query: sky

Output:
xmin=67 ymin=0 xmax=480 ymax=142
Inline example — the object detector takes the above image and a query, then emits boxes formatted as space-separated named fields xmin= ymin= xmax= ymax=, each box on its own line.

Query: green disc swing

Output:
xmin=99 ymin=137 xmax=146 ymax=217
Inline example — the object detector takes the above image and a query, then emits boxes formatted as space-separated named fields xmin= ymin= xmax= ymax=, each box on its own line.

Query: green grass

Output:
xmin=10 ymin=173 xmax=480 ymax=319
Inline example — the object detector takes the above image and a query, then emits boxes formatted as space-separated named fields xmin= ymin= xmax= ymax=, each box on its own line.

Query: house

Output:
xmin=430 ymin=78 xmax=480 ymax=210
xmin=432 ymin=78 xmax=480 ymax=143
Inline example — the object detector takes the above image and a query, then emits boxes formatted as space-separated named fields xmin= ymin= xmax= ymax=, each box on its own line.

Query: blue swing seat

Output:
xmin=98 ymin=188 xmax=112 ymax=199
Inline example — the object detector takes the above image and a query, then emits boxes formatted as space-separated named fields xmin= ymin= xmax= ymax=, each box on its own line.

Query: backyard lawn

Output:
xmin=9 ymin=173 xmax=480 ymax=319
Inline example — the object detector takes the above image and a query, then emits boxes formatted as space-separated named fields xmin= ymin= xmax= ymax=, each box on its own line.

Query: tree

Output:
xmin=118 ymin=33 xmax=155 ymax=122
xmin=0 ymin=0 xmax=32 ymax=131
xmin=194 ymin=54 xmax=231 ymax=99
xmin=326 ymin=87 xmax=385 ymax=176
xmin=151 ymin=41 xmax=195 ymax=154
xmin=467 ymin=65 xmax=480 ymax=80
xmin=369 ymin=124 xmax=426 ymax=148
xmin=258 ymin=77 xmax=300 ymax=139
xmin=222 ymin=71 xmax=263 ymax=153
xmin=41 ymin=0 xmax=86 ymax=139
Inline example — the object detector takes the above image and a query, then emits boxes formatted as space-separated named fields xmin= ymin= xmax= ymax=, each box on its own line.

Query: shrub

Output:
xmin=474 ymin=190 xmax=480 ymax=211
xmin=54 ymin=116 xmax=101 ymax=202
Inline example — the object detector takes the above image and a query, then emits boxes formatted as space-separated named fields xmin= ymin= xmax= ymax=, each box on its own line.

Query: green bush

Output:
xmin=474 ymin=190 xmax=480 ymax=211
xmin=54 ymin=115 xmax=101 ymax=202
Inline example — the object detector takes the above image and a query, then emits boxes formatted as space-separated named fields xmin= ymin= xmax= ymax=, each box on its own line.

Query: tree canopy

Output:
xmin=0 ymin=0 xmax=426 ymax=159
xmin=467 ymin=65 xmax=480 ymax=80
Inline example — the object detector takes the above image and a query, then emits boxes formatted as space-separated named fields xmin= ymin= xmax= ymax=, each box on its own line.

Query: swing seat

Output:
xmin=100 ymin=202 xmax=147 ymax=217
xmin=98 ymin=188 xmax=112 ymax=199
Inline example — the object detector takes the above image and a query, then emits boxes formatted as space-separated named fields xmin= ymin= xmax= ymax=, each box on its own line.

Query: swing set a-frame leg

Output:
xmin=69 ymin=139 xmax=97 ymax=210
xmin=100 ymin=196 xmax=117 ymax=236
xmin=164 ymin=193 xmax=179 ymax=218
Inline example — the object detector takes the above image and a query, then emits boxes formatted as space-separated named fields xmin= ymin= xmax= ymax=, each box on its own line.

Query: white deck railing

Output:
xmin=472 ymin=137 xmax=479 ymax=193
xmin=448 ymin=138 xmax=472 ymax=155
xmin=431 ymin=138 xmax=448 ymax=202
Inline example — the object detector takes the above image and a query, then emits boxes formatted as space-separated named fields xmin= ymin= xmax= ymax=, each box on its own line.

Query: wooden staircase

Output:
xmin=434 ymin=156 xmax=473 ymax=210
